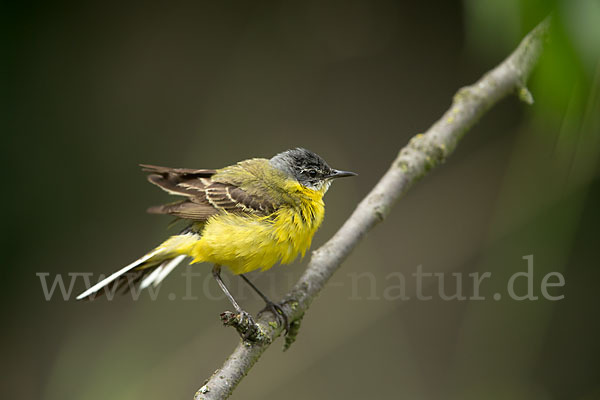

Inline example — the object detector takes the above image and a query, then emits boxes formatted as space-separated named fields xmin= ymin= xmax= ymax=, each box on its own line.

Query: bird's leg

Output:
xmin=212 ymin=265 xmax=257 ymax=339
xmin=239 ymin=274 xmax=289 ymax=333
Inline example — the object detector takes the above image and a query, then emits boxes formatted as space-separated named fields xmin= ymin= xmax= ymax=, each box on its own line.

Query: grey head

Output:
xmin=270 ymin=148 xmax=356 ymax=191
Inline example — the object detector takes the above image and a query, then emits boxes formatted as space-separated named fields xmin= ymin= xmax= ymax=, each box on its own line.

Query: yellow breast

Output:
xmin=190 ymin=182 xmax=326 ymax=274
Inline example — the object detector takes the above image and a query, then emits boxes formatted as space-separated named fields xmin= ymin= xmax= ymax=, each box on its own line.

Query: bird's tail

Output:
xmin=76 ymin=232 xmax=200 ymax=300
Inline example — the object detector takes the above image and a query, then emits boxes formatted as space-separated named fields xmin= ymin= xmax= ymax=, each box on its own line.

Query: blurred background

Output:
xmin=3 ymin=0 xmax=599 ymax=399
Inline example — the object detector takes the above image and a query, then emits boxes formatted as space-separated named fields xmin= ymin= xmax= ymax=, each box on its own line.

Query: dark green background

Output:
xmin=4 ymin=1 xmax=599 ymax=399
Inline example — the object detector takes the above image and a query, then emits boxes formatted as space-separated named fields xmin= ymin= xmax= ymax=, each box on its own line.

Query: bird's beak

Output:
xmin=328 ymin=169 xmax=358 ymax=179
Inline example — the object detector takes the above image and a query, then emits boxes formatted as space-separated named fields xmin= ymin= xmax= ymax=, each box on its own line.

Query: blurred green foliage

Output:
xmin=465 ymin=0 xmax=599 ymax=122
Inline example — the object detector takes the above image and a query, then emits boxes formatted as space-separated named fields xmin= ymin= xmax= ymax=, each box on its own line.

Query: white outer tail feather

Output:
xmin=139 ymin=255 xmax=186 ymax=289
xmin=77 ymin=232 xmax=199 ymax=300
xmin=154 ymin=255 xmax=186 ymax=286
xmin=76 ymin=250 xmax=160 ymax=300
xmin=139 ymin=261 xmax=166 ymax=290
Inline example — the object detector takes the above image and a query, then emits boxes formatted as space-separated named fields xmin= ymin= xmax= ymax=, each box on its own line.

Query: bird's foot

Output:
xmin=258 ymin=301 xmax=290 ymax=334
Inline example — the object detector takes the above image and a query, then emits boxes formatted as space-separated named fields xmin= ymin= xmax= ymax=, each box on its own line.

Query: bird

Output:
xmin=76 ymin=148 xmax=356 ymax=331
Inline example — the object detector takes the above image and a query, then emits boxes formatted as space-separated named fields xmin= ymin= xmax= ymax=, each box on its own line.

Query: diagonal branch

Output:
xmin=194 ymin=17 xmax=551 ymax=400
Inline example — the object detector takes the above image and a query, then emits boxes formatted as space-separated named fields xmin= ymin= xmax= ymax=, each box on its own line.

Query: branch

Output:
xmin=194 ymin=17 xmax=551 ymax=400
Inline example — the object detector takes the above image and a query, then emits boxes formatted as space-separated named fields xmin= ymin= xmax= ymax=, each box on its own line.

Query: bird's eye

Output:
xmin=307 ymin=169 xmax=318 ymax=178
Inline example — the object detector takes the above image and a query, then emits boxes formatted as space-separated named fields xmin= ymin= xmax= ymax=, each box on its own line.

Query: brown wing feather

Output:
xmin=142 ymin=164 xmax=276 ymax=221
xmin=147 ymin=201 xmax=219 ymax=220
xmin=140 ymin=164 xmax=217 ymax=176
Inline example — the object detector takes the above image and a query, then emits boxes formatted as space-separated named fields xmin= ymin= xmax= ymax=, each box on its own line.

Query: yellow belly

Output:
xmin=190 ymin=201 xmax=324 ymax=274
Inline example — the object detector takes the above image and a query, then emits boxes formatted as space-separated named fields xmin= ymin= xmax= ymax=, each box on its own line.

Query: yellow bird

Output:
xmin=77 ymin=148 xmax=356 ymax=329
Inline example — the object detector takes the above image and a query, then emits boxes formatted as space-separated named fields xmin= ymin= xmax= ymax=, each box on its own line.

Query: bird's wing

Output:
xmin=141 ymin=164 xmax=277 ymax=221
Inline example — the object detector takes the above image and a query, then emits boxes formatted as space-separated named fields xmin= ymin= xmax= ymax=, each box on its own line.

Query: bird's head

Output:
xmin=270 ymin=148 xmax=357 ymax=192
